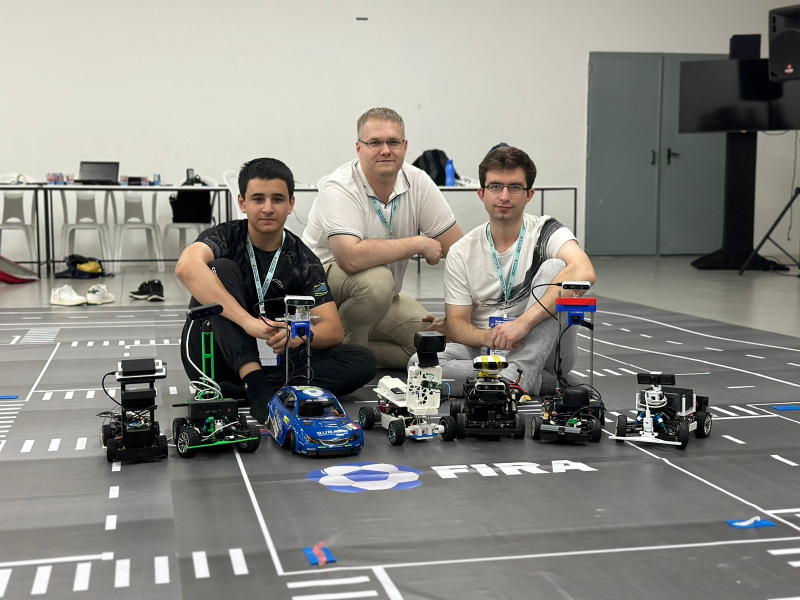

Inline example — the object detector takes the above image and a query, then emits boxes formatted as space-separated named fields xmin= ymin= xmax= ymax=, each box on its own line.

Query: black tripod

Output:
xmin=739 ymin=187 xmax=800 ymax=275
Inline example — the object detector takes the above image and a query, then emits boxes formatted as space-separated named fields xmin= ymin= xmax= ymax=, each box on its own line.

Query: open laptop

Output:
xmin=75 ymin=161 xmax=119 ymax=185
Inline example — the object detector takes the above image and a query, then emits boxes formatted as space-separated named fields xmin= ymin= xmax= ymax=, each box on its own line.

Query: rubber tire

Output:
xmin=532 ymin=416 xmax=543 ymax=441
xmin=440 ymin=415 xmax=458 ymax=441
xmin=388 ymin=419 xmax=406 ymax=446
xmin=590 ymin=418 xmax=603 ymax=443
xmin=359 ymin=406 xmax=375 ymax=430
xmin=106 ymin=437 xmax=118 ymax=463
xmin=172 ymin=417 xmax=189 ymax=444
xmin=513 ymin=414 xmax=525 ymax=439
xmin=449 ymin=400 xmax=463 ymax=420
xmin=615 ymin=415 xmax=627 ymax=443
xmin=694 ymin=411 xmax=712 ymax=438
xmin=677 ymin=420 xmax=690 ymax=449
xmin=158 ymin=434 xmax=169 ymax=457
xmin=290 ymin=430 xmax=299 ymax=455
xmin=238 ymin=424 xmax=262 ymax=453
xmin=456 ymin=412 xmax=467 ymax=439
xmin=176 ymin=429 xmax=200 ymax=458
xmin=153 ymin=421 xmax=160 ymax=437
xmin=101 ymin=424 xmax=113 ymax=446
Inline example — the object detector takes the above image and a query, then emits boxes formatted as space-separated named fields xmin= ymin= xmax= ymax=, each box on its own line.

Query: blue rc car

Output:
xmin=265 ymin=385 xmax=364 ymax=456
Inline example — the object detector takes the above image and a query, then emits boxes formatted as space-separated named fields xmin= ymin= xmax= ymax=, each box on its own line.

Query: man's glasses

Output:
xmin=358 ymin=138 xmax=405 ymax=149
xmin=484 ymin=183 xmax=528 ymax=195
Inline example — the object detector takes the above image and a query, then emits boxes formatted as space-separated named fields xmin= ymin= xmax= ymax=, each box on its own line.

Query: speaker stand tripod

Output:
xmin=739 ymin=187 xmax=800 ymax=275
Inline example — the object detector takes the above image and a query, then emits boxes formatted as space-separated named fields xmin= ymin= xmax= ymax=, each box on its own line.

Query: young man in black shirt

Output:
xmin=175 ymin=158 xmax=376 ymax=423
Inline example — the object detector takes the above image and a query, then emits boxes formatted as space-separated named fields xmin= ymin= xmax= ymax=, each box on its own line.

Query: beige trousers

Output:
xmin=324 ymin=262 xmax=429 ymax=369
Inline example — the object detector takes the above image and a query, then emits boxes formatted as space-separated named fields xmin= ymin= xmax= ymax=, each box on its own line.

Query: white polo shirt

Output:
xmin=302 ymin=159 xmax=456 ymax=296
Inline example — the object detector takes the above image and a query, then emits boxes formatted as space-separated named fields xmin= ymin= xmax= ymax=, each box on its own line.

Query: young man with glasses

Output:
xmin=175 ymin=158 xmax=376 ymax=423
xmin=302 ymin=107 xmax=463 ymax=369
xmin=412 ymin=146 xmax=595 ymax=396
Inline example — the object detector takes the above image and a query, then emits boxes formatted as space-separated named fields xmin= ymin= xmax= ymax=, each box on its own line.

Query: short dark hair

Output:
xmin=478 ymin=146 xmax=537 ymax=189
xmin=238 ymin=158 xmax=294 ymax=198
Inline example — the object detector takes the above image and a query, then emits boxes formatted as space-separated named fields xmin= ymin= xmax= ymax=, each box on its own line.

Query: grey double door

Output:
xmin=585 ymin=52 xmax=726 ymax=255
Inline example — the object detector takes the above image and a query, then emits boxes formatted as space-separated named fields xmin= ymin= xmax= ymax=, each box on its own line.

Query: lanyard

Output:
xmin=369 ymin=196 xmax=399 ymax=239
xmin=487 ymin=220 xmax=526 ymax=317
xmin=247 ymin=231 xmax=285 ymax=316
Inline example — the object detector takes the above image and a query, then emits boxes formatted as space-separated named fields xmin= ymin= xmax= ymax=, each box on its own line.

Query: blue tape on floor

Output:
xmin=302 ymin=546 xmax=337 ymax=565
xmin=771 ymin=405 xmax=800 ymax=411
xmin=726 ymin=518 xmax=776 ymax=529
xmin=0 ymin=396 xmax=18 ymax=400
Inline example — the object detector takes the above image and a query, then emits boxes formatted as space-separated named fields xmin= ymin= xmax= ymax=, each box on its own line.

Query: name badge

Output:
xmin=257 ymin=337 xmax=281 ymax=367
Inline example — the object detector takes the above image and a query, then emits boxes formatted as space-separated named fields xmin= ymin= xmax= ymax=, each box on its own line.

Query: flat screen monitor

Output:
xmin=679 ymin=58 xmax=800 ymax=133
xmin=78 ymin=161 xmax=119 ymax=184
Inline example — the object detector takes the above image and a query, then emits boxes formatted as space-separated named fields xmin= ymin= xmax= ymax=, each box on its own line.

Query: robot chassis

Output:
xmin=362 ymin=331 xmax=458 ymax=446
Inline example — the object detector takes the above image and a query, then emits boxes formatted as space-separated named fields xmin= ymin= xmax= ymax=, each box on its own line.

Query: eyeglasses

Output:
xmin=358 ymin=138 xmax=405 ymax=149
xmin=484 ymin=183 xmax=528 ymax=195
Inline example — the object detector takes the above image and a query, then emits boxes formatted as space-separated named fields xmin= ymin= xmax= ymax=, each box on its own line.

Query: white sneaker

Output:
xmin=50 ymin=284 xmax=87 ymax=306
xmin=87 ymin=284 xmax=114 ymax=305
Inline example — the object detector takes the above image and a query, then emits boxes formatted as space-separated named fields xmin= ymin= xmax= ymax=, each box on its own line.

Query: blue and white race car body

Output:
xmin=266 ymin=385 xmax=364 ymax=456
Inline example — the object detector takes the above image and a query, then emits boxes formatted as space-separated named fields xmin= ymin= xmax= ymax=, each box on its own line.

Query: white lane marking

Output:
xmin=229 ymin=548 xmax=248 ymax=575
xmin=675 ymin=372 xmax=710 ymax=376
xmin=123 ymin=353 xmax=129 ymax=357
xmin=767 ymin=596 xmax=800 ymax=600
xmin=87 ymin=341 xmax=94 ymax=347
xmin=134 ymin=340 xmax=140 ymax=345
xmin=705 ymin=347 xmax=723 ymax=352
xmin=592 ymin=371 xmax=606 ymax=377
xmin=620 ymin=328 xmax=630 ymax=332
xmin=112 ymin=462 xmax=121 ymax=472
xmin=373 ymin=566 xmax=403 ymax=600
xmin=714 ymin=415 xmax=777 ymax=420
xmin=773 ymin=455 xmax=799 ymax=467
xmin=42 ymin=392 xmax=52 ymax=401
xmin=105 ymin=515 xmax=117 ymax=530
xmin=354 ymin=400 xmax=378 ymax=404
xmin=71 ymin=341 xmax=78 ymax=347
xmin=608 ymin=411 xmax=621 ymax=416
xmin=192 ymin=551 xmax=210 ymax=579
xmin=114 ymin=559 xmax=130 ymax=588
xmin=149 ymin=339 xmax=155 ymax=345
xmin=746 ymin=354 xmax=765 ymax=359
xmin=730 ymin=405 xmax=759 ymax=416
xmin=0 ymin=441 xmax=5 ymax=454
xmin=629 ymin=410 xmax=638 ymax=414
xmin=161 ymin=314 xmax=178 ymax=317
xmin=602 ymin=322 xmax=613 ymax=327
xmin=767 ymin=508 xmax=800 ymax=514
xmin=87 ymin=390 xmax=95 ymax=399
xmin=24 ymin=342 xmax=60 ymax=402
xmin=234 ymin=448 xmax=284 ymax=574
xmin=69 ymin=316 xmax=88 ymax=319
xmin=103 ymin=341 xmax=109 ymax=346
xmin=722 ymin=435 xmax=746 ymax=445
xmin=117 ymin=315 xmax=135 ymax=318
xmin=291 ymin=593 xmax=378 ymax=600
xmin=109 ymin=486 xmax=119 ymax=499
xmin=9 ymin=336 xmax=20 ymax=344
xmin=48 ymin=439 xmax=60 ymax=452
xmin=119 ymin=340 xmax=125 ymax=346
xmin=640 ymin=334 xmax=652 ymax=338
xmin=31 ymin=565 xmax=51 ymax=595
xmin=788 ymin=561 xmax=800 ymax=568
xmin=109 ymin=389 xmax=116 ymax=397
xmin=727 ymin=386 xmax=755 ymax=389
xmin=570 ymin=370 xmax=588 ymax=378
xmin=163 ymin=339 xmax=169 ymax=344
xmin=619 ymin=368 xmax=639 ymax=375
xmin=0 ymin=569 xmax=10 ymax=597
xmin=169 ymin=387 xmax=177 ymax=395
xmin=155 ymin=556 xmax=170 ymax=584
xmin=0 ymin=553 xmax=114 ymax=569
xmin=287 ymin=577 xmax=372 ymax=589
xmin=65 ymin=391 xmax=74 ymax=400
xmin=666 ymin=340 xmax=683 ymax=345
xmin=22 ymin=317 xmax=41 ymax=320
xmin=789 ymin=363 xmax=800 ymax=368
xmin=768 ymin=548 xmax=800 ymax=555
xmin=711 ymin=407 xmax=739 ymax=416
xmin=21 ymin=440 xmax=34 ymax=453
xmin=601 ymin=369 xmax=622 ymax=376
xmin=73 ymin=562 xmax=91 ymax=592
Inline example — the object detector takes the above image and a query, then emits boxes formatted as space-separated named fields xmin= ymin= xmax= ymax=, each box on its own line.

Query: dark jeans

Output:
xmin=180 ymin=259 xmax=376 ymax=417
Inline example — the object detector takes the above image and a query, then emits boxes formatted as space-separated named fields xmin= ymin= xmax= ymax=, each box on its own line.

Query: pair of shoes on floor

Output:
xmin=50 ymin=284 xmax=115 ymax=306
xmin=129 ymin=279 xmax=164 ymax=301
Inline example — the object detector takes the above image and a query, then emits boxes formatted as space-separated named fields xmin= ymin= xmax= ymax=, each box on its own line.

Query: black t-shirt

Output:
xmin=196 ymin=221 xmax=334 ymax=319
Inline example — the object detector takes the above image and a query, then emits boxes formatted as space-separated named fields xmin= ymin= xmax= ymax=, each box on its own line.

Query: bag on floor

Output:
xmin=54 ymin=254 xmax=112 ymax=279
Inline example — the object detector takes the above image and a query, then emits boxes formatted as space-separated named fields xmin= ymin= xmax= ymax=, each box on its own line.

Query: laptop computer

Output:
xmin=75 ymin=161 xmax=119 ymax=185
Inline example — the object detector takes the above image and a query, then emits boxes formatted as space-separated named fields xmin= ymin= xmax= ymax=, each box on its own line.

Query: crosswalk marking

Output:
xmin=291 ymin=592 xmax=378 ymax=600
xmin=42 ymin=392 xmax=52 ymax=401
xmin=149 ymin=339 xmax=155 ymax=345
xmin=602 ymin=369 xmax=621 ymax=376
xmin=114 ymin=559 xmax=130 ymax=588
xmin=21 ymin=440 xmax=34 ymax=453
xmin=71 ymin=341 xmax=78 ymax=347
xmin=768 ymin=548 xmax=800 ymax=556
xmin=789 ymin=561 xmax=800 ymax=568
xmin=288 ymin=576 xmax=372 ymax=589
xmin=163 ymin=339 xmax=170 ymax=344
xmin=608 ymin=411 xmax=621 ymax=416
xmin=729 ymin=405 xmax=758 ymax=416
xmin=722 ymin=435 xmax=746 ymax=445
xmin=193 ymin=551 xmax=210 ymax=579
xmin=570 ymin=370 xmax=587 ymax=378
xmin=134 ymin=340 xmax=140 ymax=345
xmin=119 ymin=341 xmax=125 ymax=346
xmin=619 ymin=368 xmax=639 ymax=375
xmin=73 ymin=562 xmax=91 ymax=592
xmin=229 ymin=548 xmax=248 ymax=575
xmin=103 ymin=341 xmax=109 ymax=346
xmin=154 ymin=556 xmax=170 ymax=585
xmin=0 ymin=568 xmax=10 ymax=598
xmin=87 ymin=341 xmax=94 ymax=347
xmin=592 ymin=371 xmax=606 ymax=377
xmin=710 ymin=407 xmax=739 ymax=416
xmin=31 ymin=565 xmax=51 ymax=595
xmin=65 ymin=391 xmax=74 ymax=400
xmin=87 ymin=390 xmax=95 ymax=399
xmin=105 ymin=515 xmax=117 ymax=530
xmin=773 ymin=455 xmax=799 ymax=467
xmin=48 ymin=439 xmax=60 ymax=452
xmin=0 ymin=441 xmax=5 ymax=454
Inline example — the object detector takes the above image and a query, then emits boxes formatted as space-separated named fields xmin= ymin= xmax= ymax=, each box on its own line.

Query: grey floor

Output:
xmin=1 ymin=255 xmax=800 ymax=600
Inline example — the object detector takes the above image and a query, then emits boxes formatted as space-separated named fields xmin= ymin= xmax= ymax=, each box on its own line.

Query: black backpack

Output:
xmin=169 ymin=176 xmax=214 ymax=224
xmin=412 ymin=149 xmax=459 ymax=186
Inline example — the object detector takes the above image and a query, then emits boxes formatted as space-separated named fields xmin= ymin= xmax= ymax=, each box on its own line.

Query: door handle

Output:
xmin=667 ymin=148 xmax=680 ymax=165
xmin=651 ymin=150 xmax=656 ymax=165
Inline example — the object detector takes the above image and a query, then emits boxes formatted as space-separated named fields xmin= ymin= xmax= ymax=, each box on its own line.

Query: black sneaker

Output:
xmin=148 ymin=279 xmax=165 ymax=302
xmin=129 ymin=280 xmax=152 ymax=300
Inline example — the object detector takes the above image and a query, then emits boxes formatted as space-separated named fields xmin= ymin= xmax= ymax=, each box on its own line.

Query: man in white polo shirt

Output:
xmin=414 ymin=145 xmax=596 ymax=396
xmin=302 ymin=107 xmax=463 ymax=369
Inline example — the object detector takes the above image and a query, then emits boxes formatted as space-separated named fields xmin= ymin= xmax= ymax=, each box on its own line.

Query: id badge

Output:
xmin=485 ymin=316 xmax=515 ymax=356
xmin=257 ymin=337 xmax=281 ymax=367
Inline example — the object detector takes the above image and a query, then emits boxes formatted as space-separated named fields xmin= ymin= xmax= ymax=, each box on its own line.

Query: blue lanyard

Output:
xmin=369 ymin=196 xmax=399 ymax=239
xmin=486 ymin=220 xmax=526 ymax=316
xmin=247 ymin=231 xmax=285 ymax=316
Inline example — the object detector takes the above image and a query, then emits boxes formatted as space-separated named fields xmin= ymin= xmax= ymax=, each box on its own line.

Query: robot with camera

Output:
xmin=610 ymin=373 xmax=712 ymax=449
xmin=172 ymin=303 xmax=262 ymax=458
xmin=361 ymin=331 xmax=458 ymax=446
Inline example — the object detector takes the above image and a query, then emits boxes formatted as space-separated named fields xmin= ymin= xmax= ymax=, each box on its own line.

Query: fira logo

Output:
xmin=431 ymin=461 xmax=597 ymax=479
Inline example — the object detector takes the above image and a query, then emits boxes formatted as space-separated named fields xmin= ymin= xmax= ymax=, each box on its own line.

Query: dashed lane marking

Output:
xmin=789 ymin=363 xmax=800 ymax=368
xmin=154 ymin=556 xmax=169 ymax=585
xmin=87 ymin=390 xmax=95 ymax=399
xmin=48 ymin=439 xmax=60 ymax=452
xmin=42 ymin=392 xmax=52 ymax=401
xmin=229 ymin=548 xmax=248 ymax=576
xmin=619 ymin=368 xmax=638 ymax=375
xmin=21 ymin=440 xmax=34 ymax=453
xmin=112 ymin=462 xmax=121 ymax=472
xmin=721 ymin=435 xmax=746 ymax=445
xmin=640 ymin=334 xmax=652 ymax=338
xmin=103 ymin=341 xmax=109 ymax=346
xmin=291 ymin=592 xmax=378 ymax=600
xmin=620 ymin=328 xmax=630 ymax=332
xmin=0 ymin=569 xmax=10 ymax=597
xmin=665 ymin=340 xmax=683 ymax=345
xmin=601 ymin=369 xmax=622 ymax=376
xmin=746 ymin=354 xmax=765 ymax=360
xmin=114 ymin=559 xmax=129 ymax=588
xmin=73 ymin=562 xmax=91 ymax=592
xmin=105 ymin=515 xmax=117 ymax=530
xmin=768 ymin=548 xmax=800 ymax=555
xmin=570 ymin=370 xmax=587 ymax=378
xmin=109 ymin=486 xmax=119 ymax=499
xmin=192 ymin=551 xmax=210 ymax=579
xmin=71 ymin=341 xmax=78 ymax=347
xmin=31 ymin=565 xmax=51 ymax=595
xmin=727 ymin=385 xmax=756 ymax=389
xmin=591 ymin=371 xmax=606 ymax=377
xmin=169 ymin=387 xmax=177 ymax=395
xmin=773 ymin=455 xmax=799 ymax=467
xmin=65 ymin=391 xmax=73 ymax=400
xmin=705 ymin=347 xmax=723 ymax=352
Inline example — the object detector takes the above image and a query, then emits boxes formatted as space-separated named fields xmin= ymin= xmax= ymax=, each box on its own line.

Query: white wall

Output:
xmin=1 ymin=0 xmax=798 ymax=264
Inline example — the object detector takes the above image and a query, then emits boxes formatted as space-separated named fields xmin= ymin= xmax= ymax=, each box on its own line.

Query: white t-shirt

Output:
xmin=444 ymin=213 xmax=577 ymax=328
xmin=301 ymin=159 xmax=456 ymax=296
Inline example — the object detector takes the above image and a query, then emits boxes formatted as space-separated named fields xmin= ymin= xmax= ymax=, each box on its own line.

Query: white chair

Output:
xmin=163 ymin=175 xmax=219 ymax=253
xmin=0 ymin=173 xmax=37 ymax=262
xmin=222 ymin=170 xmax=243 ymax=219
xmin=59 ymin=190 xmax=114 ymax=262
xmin=114 ymin=191 xmax=164 ymax=272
